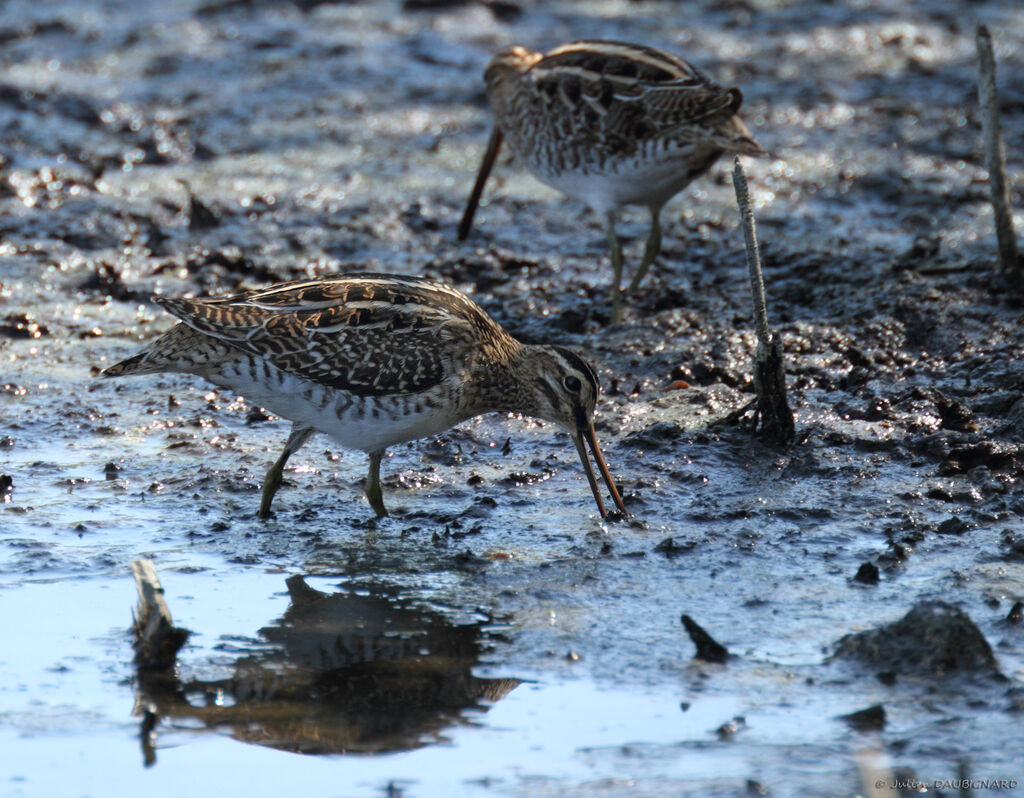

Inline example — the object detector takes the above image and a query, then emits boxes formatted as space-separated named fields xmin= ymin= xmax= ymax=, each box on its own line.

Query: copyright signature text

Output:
xmin=875 ymin=779 xmax=1019 ymax=791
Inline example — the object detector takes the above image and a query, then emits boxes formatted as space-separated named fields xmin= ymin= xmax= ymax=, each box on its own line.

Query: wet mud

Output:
xmin=2 ymin=0 xmax=1024 ymax=796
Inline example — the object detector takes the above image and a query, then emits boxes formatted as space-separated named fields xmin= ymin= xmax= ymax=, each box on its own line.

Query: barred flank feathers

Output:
xmin=102 ymin=323 xmax=229 ymax=377
xmin=102 ymin=349 xmax=154 ymax=377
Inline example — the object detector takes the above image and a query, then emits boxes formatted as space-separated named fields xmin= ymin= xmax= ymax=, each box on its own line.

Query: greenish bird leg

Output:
xmin=627 ymin=205 xmax=663 ymax=293
xmin=259 ymin=423 xmax=314 ymax=519
xmin=605 ymin=213 xmax=624 ymax=324
xmin=365 ymin=450 xmax=388 ymax=518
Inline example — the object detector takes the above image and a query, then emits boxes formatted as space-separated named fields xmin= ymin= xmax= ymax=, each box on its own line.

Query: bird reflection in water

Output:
xmin=134 ymin=575 xmax=519 ymax=760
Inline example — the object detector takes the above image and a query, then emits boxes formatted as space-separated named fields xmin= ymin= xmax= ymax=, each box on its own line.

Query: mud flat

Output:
xmin=1 ymin=1 xmax=1023 ymax=796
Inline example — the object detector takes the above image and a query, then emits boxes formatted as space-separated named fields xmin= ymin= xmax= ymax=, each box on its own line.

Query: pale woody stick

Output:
xmin=976 ymin=24 xmax=1018 ymax=272
xmin=731 ymin=158 xmax=794 ymax=444
xmin=732 ymin=159 xmax=771 ymax=349
xmin=131 ymin=558 xmax=189 ymax=671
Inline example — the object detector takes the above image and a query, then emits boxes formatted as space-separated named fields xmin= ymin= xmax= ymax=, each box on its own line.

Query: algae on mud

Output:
xmin=2 ymin=0 xmax=1024 ymax=796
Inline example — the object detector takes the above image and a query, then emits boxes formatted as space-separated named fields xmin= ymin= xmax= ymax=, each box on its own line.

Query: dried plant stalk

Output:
xmin=976 ymin=24 xmax=1018 ymax=272
xmin=732 ymin=158 xmax=795 ymax=444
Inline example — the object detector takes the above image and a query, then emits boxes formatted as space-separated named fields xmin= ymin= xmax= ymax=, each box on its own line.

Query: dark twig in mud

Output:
xmin=177 ymin=179 xmax=221 ymax=230
xmin=731 ymin=158 xmax=795 ymax=444
xmin=130 ymin=558 xmax=189 ymax=672
xmin=975 ymin=25 xmax=1019 ymax=274
xmin=681 ymin=614 xmax=729 ymax=663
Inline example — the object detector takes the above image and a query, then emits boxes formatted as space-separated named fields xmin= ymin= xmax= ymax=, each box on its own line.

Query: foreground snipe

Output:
xmin=458 ymin=40 xmax=765 ymax=323
xmin=103 ymin=274 xmax=626 ymax=520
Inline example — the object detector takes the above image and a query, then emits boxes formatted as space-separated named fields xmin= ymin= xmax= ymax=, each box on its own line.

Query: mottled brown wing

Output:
xmin=154 ymin=276 xmax=490 ymax=396
xmin=531 ymin=40 xmax=741 ymax=146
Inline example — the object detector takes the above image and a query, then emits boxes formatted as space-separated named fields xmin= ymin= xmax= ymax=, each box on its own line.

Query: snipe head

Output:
xmin=500 ymin=344 xmax=627 ymax=519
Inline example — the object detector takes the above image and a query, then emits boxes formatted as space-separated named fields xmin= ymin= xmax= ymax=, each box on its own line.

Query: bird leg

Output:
xmin=259 ymin=424 xmax=314 ymax=519
xmin=605 ymin=213 xmax=625 ymax=324
xmin=627 ymin=206 xmax=663 ymax=293
xmin=365 ymin=450 xmax=388 ymax=518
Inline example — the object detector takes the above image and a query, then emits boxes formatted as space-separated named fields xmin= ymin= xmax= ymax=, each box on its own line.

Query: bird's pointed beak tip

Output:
xmin=576 ymin=425 xmax=627 ymax=520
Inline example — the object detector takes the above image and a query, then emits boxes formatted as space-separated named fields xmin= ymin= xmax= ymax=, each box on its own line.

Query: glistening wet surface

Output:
xmin=2 ymin=0 xmax=1024 ymax=796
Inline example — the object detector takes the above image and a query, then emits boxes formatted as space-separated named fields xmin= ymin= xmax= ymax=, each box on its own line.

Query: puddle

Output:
xmin=0 ymin=571 xmax=746 ymax=797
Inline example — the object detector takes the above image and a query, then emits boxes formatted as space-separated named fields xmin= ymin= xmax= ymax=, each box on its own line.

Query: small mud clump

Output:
xmin=832 ymin=601 xmax=1000 ymax=678
xmin=852 ymin=562 xmax=880 ymax=585
xmin=0 ymin=314 xmax=49 ymax=339
xmin=837 ymin=704 xmax=886 ymax=732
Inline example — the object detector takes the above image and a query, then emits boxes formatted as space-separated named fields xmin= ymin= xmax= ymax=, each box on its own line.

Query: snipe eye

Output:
xmin=563 ymin=375 xmax=582 ymax=393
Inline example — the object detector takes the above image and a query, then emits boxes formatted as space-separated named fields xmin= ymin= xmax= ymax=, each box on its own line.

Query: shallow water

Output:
xmin=3 ymin=0 xmax=1024 ymax=796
